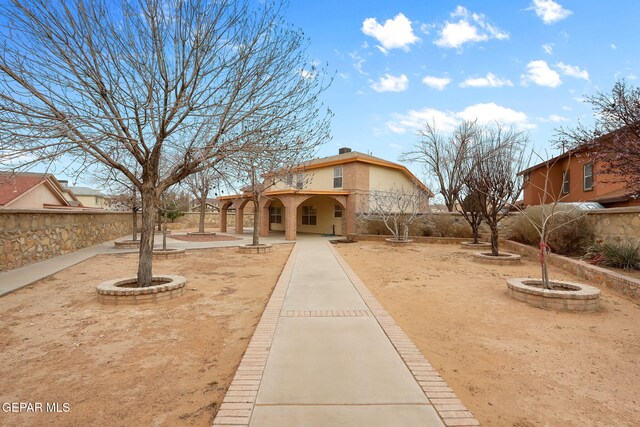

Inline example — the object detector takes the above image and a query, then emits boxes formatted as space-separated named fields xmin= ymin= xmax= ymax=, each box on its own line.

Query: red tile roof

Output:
xmin=0 ymin=172 xmax=49 ymax=206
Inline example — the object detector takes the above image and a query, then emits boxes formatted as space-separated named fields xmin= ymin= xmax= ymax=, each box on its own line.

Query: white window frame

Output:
xmin=561 ymin=170 xmax=570 ymax=194
xmin=583 ymin=163 xmax=593 ymax=191
xmin=269 ymin=206 xmax=282 ymax=224
xmin=333 ymin=166 xmax=343 ymax=189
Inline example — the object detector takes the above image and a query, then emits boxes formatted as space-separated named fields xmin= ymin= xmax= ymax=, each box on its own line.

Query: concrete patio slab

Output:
xmin=250 ymin=404 xmax=444 ymax=427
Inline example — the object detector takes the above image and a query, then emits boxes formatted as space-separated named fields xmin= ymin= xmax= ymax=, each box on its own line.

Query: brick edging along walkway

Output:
xmin=212 ymin=245 xmax=299 ymax=427
xmin=327 ymin=243 xmax=480 ymax=427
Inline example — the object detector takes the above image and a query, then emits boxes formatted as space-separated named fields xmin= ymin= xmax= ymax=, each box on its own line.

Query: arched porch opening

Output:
xmin=296 ymin=195 xmax=347 ymax=237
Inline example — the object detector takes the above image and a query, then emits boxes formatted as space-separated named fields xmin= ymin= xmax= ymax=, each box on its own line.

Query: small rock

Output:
xmin=29 ymin=322 xmax=34 ymax=326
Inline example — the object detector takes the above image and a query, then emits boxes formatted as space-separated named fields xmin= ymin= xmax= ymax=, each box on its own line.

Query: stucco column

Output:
xmin=260 ymin=199 xmax=270 ymax=238
xmin=219 ymin=205 xmax=228 ymax=232
xmin=235 ymin=205 xmax=244 ymax=234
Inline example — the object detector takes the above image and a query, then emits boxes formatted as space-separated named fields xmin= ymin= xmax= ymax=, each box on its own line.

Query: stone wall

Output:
xmin=585 ymin=207 xmax=640 ymax=246
xmin=0 ymin=209 xmax=134 ymax=271
xmin=166 ymin=212 xmax=253 ymax=230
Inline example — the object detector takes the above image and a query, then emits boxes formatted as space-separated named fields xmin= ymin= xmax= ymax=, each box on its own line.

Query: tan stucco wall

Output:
xmin=76 ymin=195 xmax=109 ymax=208
xmin=368 ymin=165 xmax=416 ymax=192
xmin=8 ymin=185 xmax=62 ymax=209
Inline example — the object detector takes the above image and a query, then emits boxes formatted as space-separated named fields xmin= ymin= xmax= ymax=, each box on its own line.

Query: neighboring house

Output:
xmin=218 ymin=148 xmax=433 ymax=240
xmin=64 ymin=183 xmax=110 ymax=209
xmin=0 ymin=172 xmax=83 ymax=209
xmin=520 ymin=142 xmax=639 ymax=208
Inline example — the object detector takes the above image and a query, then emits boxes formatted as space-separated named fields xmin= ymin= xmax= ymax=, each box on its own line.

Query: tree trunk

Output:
xmin=162 ymin=207 xmax=168 ymax=251
xmin=132 ymin=188 xmax=138 ymax=241
xmin=138 ymin=186 xmax=157 ymax=288
xmin=471 ymin=214 xmax=480 ymax=244
xmin=490 ymin=224 xmax=499 ymax=256
xmin=198 ymin=193 xmax=207 ymax=233
xmin=252 ymin=199 xmax=260 ymax=246
xmin=132 ymin=208 xmax=138 ymax=241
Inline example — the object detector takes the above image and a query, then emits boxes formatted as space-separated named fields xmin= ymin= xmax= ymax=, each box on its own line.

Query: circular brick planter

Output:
xmin=152 ymin=248 xmax=186 ymax=259
xmin=460 ymin=242 xmax=492 ymax=250
xmin=385 ymin=238 xmax=413 ymax=245
xmin=186 ymin=231 xmax=216 ymax=236
xmin=472 ymin=251 xmax=522 ymax=265
xmin=114 ymin=239 xmax=140 ymax=249
xmin=96 ymin=275 xmax=187 ymax=305
xmin=238 ymin=244 xmax=272 ymax=254
xmin=507 ymin=278 xmax=601 ymax=311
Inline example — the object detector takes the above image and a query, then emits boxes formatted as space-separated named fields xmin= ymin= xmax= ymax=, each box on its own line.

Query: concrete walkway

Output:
xmin=0 ymin=230 xmax=290 ymax=297
xmin=213 ymin=239 xmax=480 ymax=427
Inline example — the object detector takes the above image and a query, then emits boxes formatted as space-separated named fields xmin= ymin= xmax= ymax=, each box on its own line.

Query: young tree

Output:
xmin=184 ymin=169 xmax=222 ymax=234
xmin=457 ymin=190 xmax=484 ymax=244
xmin=358 ymin=187 xmax=429 ymax=242
xmin=556 ymin=80 xmax=640 ymax=198
xmin=0 ymin=0 xmax=330 ymax=286
xmin=464 ymin=124 xmax=529 ymax=256
xmin=402 ymin=121 xmax=479 ymax=212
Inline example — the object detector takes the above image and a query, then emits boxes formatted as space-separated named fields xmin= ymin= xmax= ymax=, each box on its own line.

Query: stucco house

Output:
xmin=520 ymin=142 xmax=639 ymax=208
xmin=0 ymin=172 xmax=83 ymax=209
xmin=218 ymin=148 xmax=433 ymax=240
xmin=64 ymin=184 xmax=110 ymax=209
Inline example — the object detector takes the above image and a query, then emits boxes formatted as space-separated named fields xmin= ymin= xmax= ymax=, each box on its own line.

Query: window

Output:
xmin=286 ymin=174 xmax=293 ymax=187
xmin=333 ymin=166 xmax=343 ymax=188
xmin=269 ymin=206 xmax=282 ymax=224
xmin=296 ymin=173 xmax=304 ymax=190
xmin=334 ymin=204 xmax=343 ymax=218
xmin=583 ymin=163 xmax=593 ymax=191
xmin=561 ymin=170 xmax=570 ymax=194
xmin=301 ymin=205 xmax=317 ymax=225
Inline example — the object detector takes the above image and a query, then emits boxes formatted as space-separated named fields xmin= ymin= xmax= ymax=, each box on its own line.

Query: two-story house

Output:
xmin=218 ymin=148 xmax=433 ymax=240
xmin=520 ymin=140 xmax=639 ymax=208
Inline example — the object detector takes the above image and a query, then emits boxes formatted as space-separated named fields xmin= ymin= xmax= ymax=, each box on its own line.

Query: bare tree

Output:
xmin=464 ymin=124 xmax=529 ymax=256
xmin=184 ymin=168 xmax=222 ymax=233
xmin=93 ymin=167 xmax=141 ymax=241
xmin=402 ymin=121 xmax=479 ymax=212
xmin=515 ymin=152 xmax=589 ymax=288
xmin=358 ymin=187 xmax=429 ymax=242
xmin=0 ymin=0 xmax=330 ymax=286
xmin=556 ymin=80 xmax=640 ymax=198
xmin=457 ymin=190 xmax=484 ymax=244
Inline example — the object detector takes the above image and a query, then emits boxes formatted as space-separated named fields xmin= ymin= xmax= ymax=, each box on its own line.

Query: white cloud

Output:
xmin=371 ymin=74 xmax=409 ymax=92
xmin=422 ymin=75 xmax=452 ymax=90
xmin=528 ymin=0 xmax=572 ymax=24
xmin=435 ymin=6 xmax=509 ymax=49
xmin=300 ymin=69 xmax=315 ymax=79
xmin=460 ymin=72 xmax=513 ymax=88
xmin=348 ymin=51 xmax=367 ymax=75
xmin=542 ymin=43 xmax=554 ymax=54
xmin=386 ymin=102 xmax=534 ymax=134
xmin=556 ymin=62 xmax=590 ymax=80
xmin=538 ymin=114 xmax=569 ymax=122
xmin=610 ymin=43 xmax=617 ymax=50
xmin=362 ymin=13 xmax=420 ymax=53
xmin=562 ymin=105 xmax=572 ymax=111
xmin=521 ymin=60 xmax=562 ymax=87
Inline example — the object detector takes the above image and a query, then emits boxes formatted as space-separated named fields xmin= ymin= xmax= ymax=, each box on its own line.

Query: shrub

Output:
xmin=507 ymin=206 xmax=594 ymax=255
xmin=584 ymin=241 xmax=640 ymax=271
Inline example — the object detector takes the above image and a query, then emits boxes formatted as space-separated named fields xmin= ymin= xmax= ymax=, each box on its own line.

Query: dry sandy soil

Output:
xmin=336 ymin=241 xmax=640 ymax=427
xmin=0 ymin=245 xmax=292 ymax=427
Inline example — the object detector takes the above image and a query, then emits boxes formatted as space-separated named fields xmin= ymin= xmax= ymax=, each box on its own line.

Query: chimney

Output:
xmin=59 ymin=180 xmax=68 ymax=188
xmin=338 ymin=147 xmax=352 ymax=155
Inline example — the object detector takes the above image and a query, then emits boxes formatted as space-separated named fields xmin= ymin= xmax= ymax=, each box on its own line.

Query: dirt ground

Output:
xmin=336 ymin=242 xmax=640 ymax=427
xmin=0 ymin=245 xmax=292 ymax=427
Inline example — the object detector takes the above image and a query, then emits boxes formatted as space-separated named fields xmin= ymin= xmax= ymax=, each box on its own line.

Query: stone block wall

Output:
xmin=0 ymin=209 xmax=134 ymax=271
xmin=166 ymin=212 xmax=253 ymax=230
xmin=585 ymin=207 xmax=640 ymax=246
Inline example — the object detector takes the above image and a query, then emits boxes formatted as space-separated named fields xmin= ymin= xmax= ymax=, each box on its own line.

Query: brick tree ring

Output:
xmin=186 ymin=231 xmax=217 ymax=236
xmin=152 ymin=248 xmax=186 ymax=259
xmin=239 ymin=244 xmax=272 ymax=254
xmin=96 ymin=275 xmax=187 ymax=305
xmin=507 ymin=278 xmax=601 ymax=312
xmin=472 ymin=251 xmax=522 ymax=265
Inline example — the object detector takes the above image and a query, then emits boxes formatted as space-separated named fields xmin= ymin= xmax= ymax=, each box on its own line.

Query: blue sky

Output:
xmin=285 ymin=0 xmax=640 ymax=165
